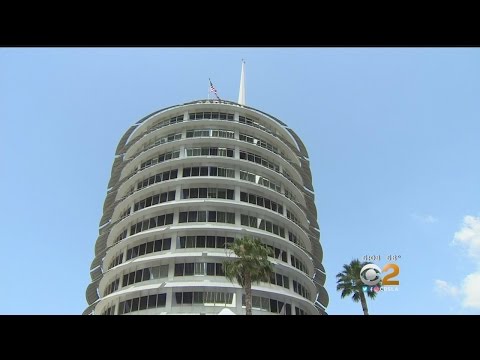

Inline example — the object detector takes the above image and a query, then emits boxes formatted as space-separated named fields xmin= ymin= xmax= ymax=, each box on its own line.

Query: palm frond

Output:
xmin=336 ymin=258 xmax=379 ymax=312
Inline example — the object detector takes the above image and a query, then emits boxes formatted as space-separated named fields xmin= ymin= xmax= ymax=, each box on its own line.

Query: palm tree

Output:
xmin=223 ymin=237 xmax=273 ymax=315
xmin=336 ymin=259 xmax=379 ymax=315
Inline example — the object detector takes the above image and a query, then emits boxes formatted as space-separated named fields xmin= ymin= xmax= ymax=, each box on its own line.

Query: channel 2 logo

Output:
xmin=360 ymin=263 xmax=400 ymax=286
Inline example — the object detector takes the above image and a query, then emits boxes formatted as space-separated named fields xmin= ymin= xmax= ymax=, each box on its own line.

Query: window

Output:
xmin=269 ymin=272 xmax=289 ymax=289
xmin=185 ymin=147 xmax=234 ymax=158
xmin=293 ymin=280 xmax=311 ymax=300
xmin=126 ymin=238 xmax=171 ymax=261
xmin=288 ymin=231 xmax=306 ymax=249
xmin=115 ymin=229 xmax=128 ymax=244
xmin=241 ymin=294 xmax=293 ymax=314
xmin=119 ymin=293 xmax=167 ymax=314
xmin=138 ymin=296 xmax=147 ymax=311
xmin=194 ymin=263 xmax=205 ymax=275
xmin=136 ymin=169 xmax=177 ymax=192
xmin=101 ymin=305 xmax=116 ymax=315
xmin=178 ymin=211 xmax=235 ymax=224
xmin=239 ymin=170 xmax=281 ymax=193
xmin=240 ymin=214 xmax=285 ymax=238
xmin=175 ymin=291 xmax=234 ymax=306
xmin=182 ymin=187 xmax=234 ymax=200
xmin=133 ymin=191 xmax=176 ymax=213
xmin=186 ymin=129 xmax=234 ymax=139
xmin=183 ymin=166 xmax=234 ymax=178
xmin=108 ymin=253 xmax=124 ymax=269
xmin=174 ymin=264 xmax=184 ymax=276
xmin=139 ymin=150 xmax=180 ymax=171
xmin=148 ymin=114 xmax=184 ymax=132
xmin=127 ymin=212 xmax=174 ymax=236
xmin=184 ymin=263 xmax=194 ymax=276
xmin=239 ymin=151 xmax=280 ymax=172
xmin=175 ymin=262 xmax=226 ymax=277
xmin=290 ymin=255 xmax=308 ymax=274
xmin=240 ymin=191 xmax=284 ymax=215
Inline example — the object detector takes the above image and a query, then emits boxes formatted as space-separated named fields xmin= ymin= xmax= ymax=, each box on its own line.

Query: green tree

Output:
xmin=223 ymin=237 xmax=273 ymax=315
xmin=336 ymin=259 xmax=379 ymax=315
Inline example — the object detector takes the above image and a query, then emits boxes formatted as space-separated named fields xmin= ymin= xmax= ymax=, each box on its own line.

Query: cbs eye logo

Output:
xmin=360 ymin=263 xmax=400 ymax=286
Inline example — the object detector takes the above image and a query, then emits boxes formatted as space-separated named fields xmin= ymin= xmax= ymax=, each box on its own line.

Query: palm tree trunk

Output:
xmin=359 ymin=291 xmax=369 ymax=315
xmin=245 ymin=272 xmax=252 ymax=315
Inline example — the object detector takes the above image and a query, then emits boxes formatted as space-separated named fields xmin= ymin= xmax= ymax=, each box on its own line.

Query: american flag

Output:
xmin=209 ymin=79 xmax=220 ymax=100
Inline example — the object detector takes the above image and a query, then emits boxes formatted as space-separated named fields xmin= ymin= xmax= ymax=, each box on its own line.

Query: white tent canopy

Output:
xmin=218 ymin=308 xmax=236 ymax=315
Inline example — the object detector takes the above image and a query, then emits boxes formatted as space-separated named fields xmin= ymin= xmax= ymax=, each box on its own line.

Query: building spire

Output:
xmin=238 ymin=59 xmax=246 ymax=105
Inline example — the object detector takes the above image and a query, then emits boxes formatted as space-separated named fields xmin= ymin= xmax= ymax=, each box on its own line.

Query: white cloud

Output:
xmin=411 ymin=213 xmax=438 ymax=224
xmin=453 ymin=215 xmax=480 ymax=259
xmin=461 ymin=272 xmax=480 ymax=309
xmin=434 ymin=280 xmax=459 ymax=297
xmin=435 ymin=215 xmax=480 ymax=310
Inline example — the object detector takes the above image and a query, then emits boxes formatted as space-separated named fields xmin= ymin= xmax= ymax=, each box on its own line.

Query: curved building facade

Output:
xmin=84 ymin=99 xmax=328 ymax=315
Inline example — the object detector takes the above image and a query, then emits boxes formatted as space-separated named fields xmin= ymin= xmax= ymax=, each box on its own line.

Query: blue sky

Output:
xmin=1 ymin=48 xmax=479 ymax=315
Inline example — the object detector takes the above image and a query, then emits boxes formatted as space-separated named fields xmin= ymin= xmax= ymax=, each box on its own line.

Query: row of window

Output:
xmin=104 ymin=278 xmax=119 ymax=296
xmin=186 ymin=129 xmax=235 ymax=139
xmin=129 ymin=213 xmax=174 ymax=236
xmin=114 ymin=293 xmax=307 ymax=314
xmin=241 ymin=295 xmax=292 ymax=315
xmin=129 ymin=117 xmax=184 ymax=160
xmin=182 ymin=187 xmax=234 ymax=200
xmin=270 ymin=272 xmax=290 ymax=289
xmin=239 ymin=132 xmax=279 ymax=154
xmin=148 ymin=114 xmax=184 ymax=134
xmin=137 ymin=169 xmax=178 ymax=191
xmin=109 ymin=238 xmax=302 ymax=274
xmin=133 ymin=191 xmax=176 ymax=212
xmin=175 ymin=291 xmax=234 ymax=306
xmin=123 ymin=189 xmax=297 ymax=230
xmin=117 ymin=212 xmax=303 ymax=251
xmin=119 ymin=293 xmax=167 ymax=314
xmin=132 ymin=165 xmax=295 ymax=209
xmin=122 ymin=265 xmax=169 ymax=287
xmin=295 ymin=307 xmax=307 ymax=315
xmin=239 ymin=170 xmax=282 ymax=193
xmin=288 ymin=232 xmax=306 ymax=249
xmin=142 ymin=112 xmax=291 ymax=170
xmin=108 ymin=253 xmax=124 ymax=270
xmin=185 ymin=147 xmax=234 ymax=158
xmin=143 ymin=132 xmax=182 ymax=151
xmin=240 ymin=191 xmax=284 ymax=215
xmin=183 ymin=166 xmax=235 ymax=178
xmin=284 ymin=188 xmax=297 ymax=202
xmin=179 ymin=235 xmax=234 ymax=249
xmin=240 ymin=214 xmax=286 ymax=238
xmin=178 ymin=211 xmax=235 ymax=224
xmin=239 ymin=150 xmax=280 ymax=172
xmin=139 ymin=150 xmax=180 ymax=171
xmin=188 ymin=112 xmax=234 ymax=121
xmin=286 ymin=209 xmax=300 ymax=226
xmin=115 ymin=229 xmax=127 ymax=244
xmin=101 ymin=305 xmax=116 ymax=315
xmin=266 ymin=245 xmax=288 ymax=263
xmin=109 ymin=237 xmax=304 ymax=275
xmin=106 ymin=262 xmax=308 ymax=300
xmin=293 ymin=280 xmax=311 ymax=300
xmin=134 ymin=166 xmax=295 ymax=207
xmin=119 ymin=208 xmax=130 ymax=221
xmin=174 ymin=262 xmax=225 ymax=277
xmin=290 ymin=255 xmax=308 ymax=275
xmin=126 ymin=238 xmax=172 ymax=261
xmin=238 ymin=115 xmax=276 ymax=137
xmin=184 ymin=129 xmax=286 ymax=161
